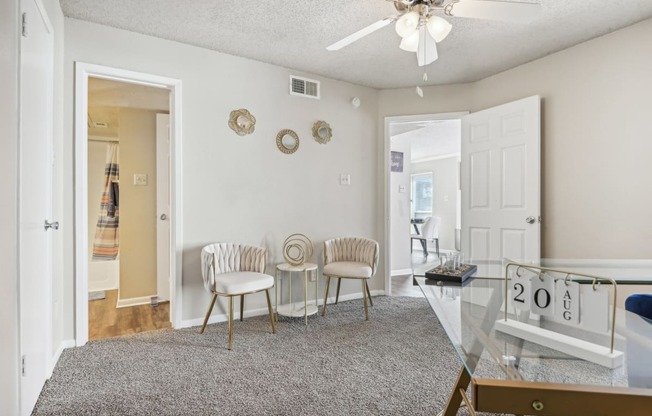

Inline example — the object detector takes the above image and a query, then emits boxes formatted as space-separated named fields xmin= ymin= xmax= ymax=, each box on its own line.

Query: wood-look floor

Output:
xmin=88 ymin=290 xmax=171 ymax=341
xmin=390 ymin=251 xmax=447 ymax=297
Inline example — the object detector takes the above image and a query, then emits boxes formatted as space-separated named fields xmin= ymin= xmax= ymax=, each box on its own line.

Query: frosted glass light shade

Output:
xmin=395 ymin=11 xmax=420 ymax=38
xmin=426 ymin=15 xmax=452 ymax=42
xmin=399 ymin=30 xmax=420 ymax=52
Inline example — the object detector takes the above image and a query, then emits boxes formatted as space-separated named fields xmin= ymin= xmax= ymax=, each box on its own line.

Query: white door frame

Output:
xmin=383 ymin=112 xmax=467 ymax=295
xmin=74 ymin=62 xmax=183 ymax=346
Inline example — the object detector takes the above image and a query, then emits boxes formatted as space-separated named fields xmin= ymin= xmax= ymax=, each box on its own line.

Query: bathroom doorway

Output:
xmin=75 ymin=63 xmax=182 ymax=345
xmin=86 ymin=77 xmax=170 ymax=340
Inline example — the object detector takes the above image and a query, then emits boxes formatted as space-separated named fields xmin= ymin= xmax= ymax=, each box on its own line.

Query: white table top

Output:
xmin=276 ymin=262 xmax=318 ymax=272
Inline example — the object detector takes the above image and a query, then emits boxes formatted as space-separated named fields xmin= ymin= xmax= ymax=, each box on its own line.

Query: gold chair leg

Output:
xmin=365 ymin=280 xmax=373 ymax=307
xmin=322 ymin=276 xmax=331 ymax=316
xmin=265 ymin=289 xmax=276 ymax=334
xmin=228 ymin=296 xmax=234 ymax=350
xmin=240 ymin=294 xmax=244 ymax=321
xmin=199 ymin=293 xmax=218 ymax=334
xmin=335 ymin=278 xmax=342 ymax=304
xmin=361 ymin=279 xmax=369 ymax=321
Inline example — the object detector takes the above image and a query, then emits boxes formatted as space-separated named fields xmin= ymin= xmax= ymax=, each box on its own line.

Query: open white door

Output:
xmin=156 ymin=114 xmax=171 ymax=302
xmin=19 ymin=0 xmax=54 ymax=413
xmin=461 ymin=96 xmax=541 ymax=263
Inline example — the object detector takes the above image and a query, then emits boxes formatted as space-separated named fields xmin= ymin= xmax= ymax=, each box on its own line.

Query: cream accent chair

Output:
xmin=321 ymin=237 xmax=379 ymax=320
xmin=199 ymin=243 xmax=276 ymax=350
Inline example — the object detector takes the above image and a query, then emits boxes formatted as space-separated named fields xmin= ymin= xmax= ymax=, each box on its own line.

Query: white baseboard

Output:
xmin=391 ymin=268 xmax=413 ymax=277
xmin=116 ymin=295 xmax=155 ymax=308
xmin=49 ymin=339 xmax=75 ymax=377
xmin=179 ymin=290 xmax=386 ymax=329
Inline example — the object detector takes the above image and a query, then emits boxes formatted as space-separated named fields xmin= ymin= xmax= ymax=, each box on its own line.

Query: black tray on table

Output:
xmin=425 ymin=263 xmax=477 ymax=284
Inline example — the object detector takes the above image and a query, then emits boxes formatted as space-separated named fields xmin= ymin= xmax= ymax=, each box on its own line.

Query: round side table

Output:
xmin=275 ymin=262 xmax=319 ymax=325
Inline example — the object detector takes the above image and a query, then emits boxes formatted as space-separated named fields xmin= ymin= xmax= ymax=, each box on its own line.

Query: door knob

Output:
xmin=525 ymin=216 xmax=536 ymax=224
xmin=44 ymin=220 xmax=59 ymax=231
xmin=160 ymin=214 xmax=167 ymax=220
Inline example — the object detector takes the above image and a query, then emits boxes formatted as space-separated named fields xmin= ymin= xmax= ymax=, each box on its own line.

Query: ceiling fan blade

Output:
xmin=326 ymin=17 xmax=396 ymax=51
xmin=450 ymin=0 xmax=541 ymax=23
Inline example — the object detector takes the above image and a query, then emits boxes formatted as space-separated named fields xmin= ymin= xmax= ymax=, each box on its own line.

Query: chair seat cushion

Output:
xmin=323 ymin=261 xmax=372 ymax=279
xmin=214 ymin=271 xmax=274 ymax=295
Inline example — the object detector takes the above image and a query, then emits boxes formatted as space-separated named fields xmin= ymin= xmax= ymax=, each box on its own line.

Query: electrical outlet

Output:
xmin=340 ymin=173 xmax=351 ymax=185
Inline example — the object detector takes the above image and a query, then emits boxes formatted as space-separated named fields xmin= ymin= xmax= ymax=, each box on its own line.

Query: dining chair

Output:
xmin=199 ymin=243 xmax=276 ymax=350
xmin=411 ymin=216 xmax=440 ymax=257
xmin=321 ymin=237 xmax=379 ymax=320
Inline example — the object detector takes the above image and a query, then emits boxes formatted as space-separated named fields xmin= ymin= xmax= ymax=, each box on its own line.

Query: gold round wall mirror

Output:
xmin=312 ymin=120 xmax=332 ymax=144
xmin=276 ymin=129 xmax=299 ymax=154
xmin=228 ymin=109 xmax=256 ymax=136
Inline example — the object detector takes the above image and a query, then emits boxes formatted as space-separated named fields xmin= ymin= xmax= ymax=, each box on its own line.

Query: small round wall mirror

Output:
xmin=312 ymin=120 xmax=332 ymax=144
xmin=228 ymin=109 xmax=256 ymax=136
xmin=276 ymin=129 xmax=299 ymax=154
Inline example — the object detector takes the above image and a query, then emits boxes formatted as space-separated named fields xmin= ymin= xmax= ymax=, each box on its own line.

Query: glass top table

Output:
xmin=413 ymin=260 xmax=652 ymax=416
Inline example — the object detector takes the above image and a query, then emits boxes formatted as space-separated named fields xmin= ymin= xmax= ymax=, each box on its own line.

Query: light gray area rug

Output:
xmin=34 ymin=297 xmax=470 ymax=415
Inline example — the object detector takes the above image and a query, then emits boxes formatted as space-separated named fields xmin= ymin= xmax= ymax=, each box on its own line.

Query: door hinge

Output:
xmin=21 ymin=355 xmax=26 ymax=376
xmin=22 ymin=13 xmax=27 ymax=37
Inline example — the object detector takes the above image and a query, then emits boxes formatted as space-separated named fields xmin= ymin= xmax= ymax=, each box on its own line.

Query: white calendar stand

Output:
xmin=496 ymin=262 xmax=623 ymax=368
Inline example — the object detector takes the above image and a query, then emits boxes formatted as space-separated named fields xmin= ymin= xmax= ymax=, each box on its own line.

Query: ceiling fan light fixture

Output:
xmin=417 ymin=26 xmax=438 ymax=67
xmin=395 ymin=11 xmax=420 ymax=38
xmin=399 ymin=30 xmax=420 ymax=52
xmin=426 ymin=15 xmax=452 ymax=43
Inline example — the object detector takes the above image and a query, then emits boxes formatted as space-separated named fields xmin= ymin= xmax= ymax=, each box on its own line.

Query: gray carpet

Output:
xmin=34 ymin=296 xmax=468 ymax=415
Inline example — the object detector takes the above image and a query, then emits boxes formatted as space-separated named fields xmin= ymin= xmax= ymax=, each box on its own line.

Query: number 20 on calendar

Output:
xmin=510 ymin=273 xmax=580 ymax=324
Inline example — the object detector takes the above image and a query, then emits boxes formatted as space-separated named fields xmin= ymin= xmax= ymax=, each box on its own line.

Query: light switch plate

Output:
xmin=133 ymin=174 xmax=148 ymax=186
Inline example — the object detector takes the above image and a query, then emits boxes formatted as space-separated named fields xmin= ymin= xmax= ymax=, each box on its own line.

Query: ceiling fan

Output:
xmin=326 ymin=0 xmax=541 ymax=67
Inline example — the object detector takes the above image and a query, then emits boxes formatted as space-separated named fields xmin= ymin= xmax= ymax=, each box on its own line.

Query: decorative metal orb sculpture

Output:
xmin=283 ymin=233 xmax=313 ymax=266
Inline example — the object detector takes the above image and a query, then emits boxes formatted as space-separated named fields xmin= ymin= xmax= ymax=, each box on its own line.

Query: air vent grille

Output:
xmin=289 ymin=75 xmax=320 ymax=99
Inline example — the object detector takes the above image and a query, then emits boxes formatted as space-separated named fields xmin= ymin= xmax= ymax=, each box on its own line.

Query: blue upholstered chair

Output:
xmin=625 ymin=294 xmax=652 ymax=322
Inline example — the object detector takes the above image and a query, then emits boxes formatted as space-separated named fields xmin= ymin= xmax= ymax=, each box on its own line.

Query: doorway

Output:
xmin=384 ymin=97 xmax=542 ymax=296
xmin=386 ymin=113 xmax=464 ymax=296
xmin=86 ymin=78 xmax=170 ymax=340
xmin=75 ymin=63 xmax=183 ymax=346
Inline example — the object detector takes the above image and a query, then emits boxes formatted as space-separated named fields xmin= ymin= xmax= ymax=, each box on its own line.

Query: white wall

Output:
xmin=63 ymin=18 xmax=380 ymax=328
xmin=379 ymin=17 xmax=652 ymax=260
xmin=0 ymin=1 xmax=20 ymax=413
xmin=389 ymin=139 xmax=411 ymax=273
xmin=411 ymin=156 xmax=459 ymax=251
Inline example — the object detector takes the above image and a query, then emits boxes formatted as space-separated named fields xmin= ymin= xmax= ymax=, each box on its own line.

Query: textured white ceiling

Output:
xmin=60 ymin=0 xmax=652 ymax=89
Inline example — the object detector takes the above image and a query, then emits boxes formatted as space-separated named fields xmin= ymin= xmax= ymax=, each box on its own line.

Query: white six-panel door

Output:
xmin=461 ymin=96 xmax=541 ymax=263
xmin=19 ymin=0 xmax=54 ymax=413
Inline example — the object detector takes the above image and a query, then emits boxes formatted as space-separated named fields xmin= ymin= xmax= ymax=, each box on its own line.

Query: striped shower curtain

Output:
xmin=92 ymin=143 xmax=120 ymax=260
